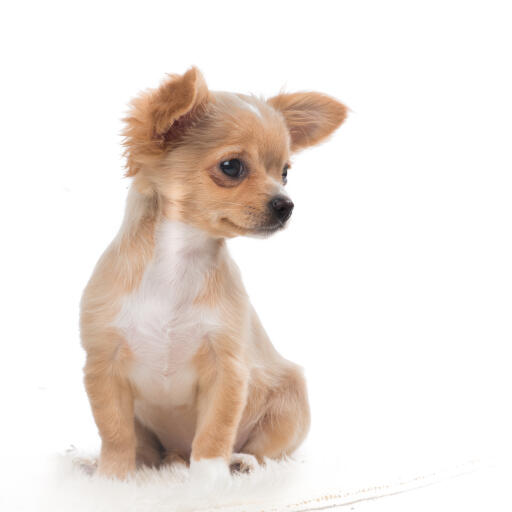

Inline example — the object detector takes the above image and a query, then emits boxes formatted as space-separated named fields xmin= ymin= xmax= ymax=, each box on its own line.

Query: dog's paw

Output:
xmin=161 ymin=452 xmax=188 ymax=468
xmin=189 ymin=457 xmax=231 ymax=484
xmin=97 ymin=453 xmax=136 ymax=480
xmin=229 ymin=452 xmax=259 ymax=474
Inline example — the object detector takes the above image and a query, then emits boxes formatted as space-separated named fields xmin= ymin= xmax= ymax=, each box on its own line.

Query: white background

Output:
xmin=1 ymin=0 xmax=511 ymax=509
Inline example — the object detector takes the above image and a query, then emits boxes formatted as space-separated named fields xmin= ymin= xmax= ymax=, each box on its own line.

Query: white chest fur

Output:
xmin=114 ymin=220 xmax=220 ymax=408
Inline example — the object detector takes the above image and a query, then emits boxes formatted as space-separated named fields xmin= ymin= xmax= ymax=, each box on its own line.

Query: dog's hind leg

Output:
xmin=241 ymin=365 xmax=310 ymax=461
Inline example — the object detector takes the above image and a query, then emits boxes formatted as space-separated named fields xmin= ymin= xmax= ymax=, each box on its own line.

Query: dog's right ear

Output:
xmin=123 ymin=67 xmax=209 ymax=176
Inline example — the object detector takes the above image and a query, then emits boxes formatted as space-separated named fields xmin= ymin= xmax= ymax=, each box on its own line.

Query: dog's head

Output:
xmin=123 ymin=67 xmax=347 ymax=238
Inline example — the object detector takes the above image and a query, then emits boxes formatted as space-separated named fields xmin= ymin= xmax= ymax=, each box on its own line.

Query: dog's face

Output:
xmin=123 ymin=68 xmax=347 ymax=238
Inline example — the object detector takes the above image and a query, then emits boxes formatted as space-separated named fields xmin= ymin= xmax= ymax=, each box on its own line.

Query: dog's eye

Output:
xmin=282 ymin=164 xmax=289 ymax=184
xmin=220 ymin=159 xmax=244 ymax=178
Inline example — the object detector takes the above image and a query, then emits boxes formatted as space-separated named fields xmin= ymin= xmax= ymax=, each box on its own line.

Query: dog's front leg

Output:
xmin=84 ymin=348 xmax=136 ymax=479
xmin=190 ymin=335 xmax=248 ymax=478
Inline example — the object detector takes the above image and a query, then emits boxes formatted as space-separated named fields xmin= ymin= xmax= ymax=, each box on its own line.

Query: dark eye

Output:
xmin=282 ymin=164 xmax=289 ymax=184
xmin=220 ymin=159 xmax=244 ymax=178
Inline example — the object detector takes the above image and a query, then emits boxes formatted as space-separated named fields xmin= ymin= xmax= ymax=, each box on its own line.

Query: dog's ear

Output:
xmin=268 ymin=92 xmax=347 ymax=152
xmin=123 ymin=67 xmax=209 ymax=176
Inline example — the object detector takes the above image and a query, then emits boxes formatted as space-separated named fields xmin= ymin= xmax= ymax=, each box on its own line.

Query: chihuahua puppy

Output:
xmin=80 ymin=67 xmax=346 ymax=479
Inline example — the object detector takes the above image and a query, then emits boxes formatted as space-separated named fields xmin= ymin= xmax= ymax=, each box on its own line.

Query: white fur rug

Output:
xmin=33 ymin=449 xmax=484 ymax=512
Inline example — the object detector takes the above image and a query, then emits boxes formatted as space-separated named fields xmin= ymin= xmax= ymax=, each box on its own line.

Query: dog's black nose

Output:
xmin=269 ymin=196 xmax=294 ymax=223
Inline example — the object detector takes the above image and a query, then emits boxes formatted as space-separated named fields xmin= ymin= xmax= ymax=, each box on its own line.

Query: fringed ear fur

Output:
xmin=123 ymin=67 xmax=209 ymax=176
xmin=267 ymin=92 xmax=347 ymax=152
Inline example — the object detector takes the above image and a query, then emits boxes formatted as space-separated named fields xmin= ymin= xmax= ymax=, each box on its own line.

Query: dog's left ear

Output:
xmin=268 ymin=92 xmax=347 ymax=152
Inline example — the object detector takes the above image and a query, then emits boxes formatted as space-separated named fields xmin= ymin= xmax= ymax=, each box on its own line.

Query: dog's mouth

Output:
xmin=221 ymin=217 xmax=285 ymax=236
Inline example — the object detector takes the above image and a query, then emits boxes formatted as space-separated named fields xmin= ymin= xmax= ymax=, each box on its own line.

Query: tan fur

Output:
xmin=268 ymin=92 xmax=348 ymax=151
xmin=80 ymin=67 xmax=346 ymax=479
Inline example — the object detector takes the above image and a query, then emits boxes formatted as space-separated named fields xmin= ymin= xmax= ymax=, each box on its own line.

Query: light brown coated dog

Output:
xmin=80 ymin=67 xmax=346 ymax=479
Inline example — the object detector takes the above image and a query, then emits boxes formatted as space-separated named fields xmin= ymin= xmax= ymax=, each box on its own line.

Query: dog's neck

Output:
xmin=118 ymin=186 xmax=223 ymax=270
xmin=153 ymin=219 xmax=222 ymax=270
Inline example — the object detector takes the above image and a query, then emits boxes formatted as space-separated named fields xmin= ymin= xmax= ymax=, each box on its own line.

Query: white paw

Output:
xmin=230 ymin=452 xmax=259 ymax=474
xmin=189 ymin=457 xmax=231 ymax=485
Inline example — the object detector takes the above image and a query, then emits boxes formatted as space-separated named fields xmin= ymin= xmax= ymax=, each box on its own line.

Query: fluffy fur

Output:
xmin=80 ymin=67 xmax=347 ymax=479
xmin=42 ymin=451 xmax=482 ymax=512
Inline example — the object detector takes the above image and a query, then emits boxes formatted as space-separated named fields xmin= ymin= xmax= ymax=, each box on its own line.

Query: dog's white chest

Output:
xmin=114 ymin=221 xmax=220 ymax=408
